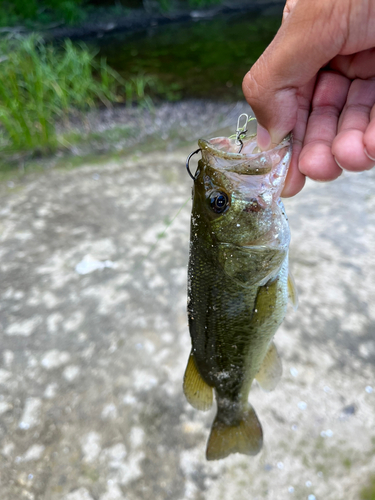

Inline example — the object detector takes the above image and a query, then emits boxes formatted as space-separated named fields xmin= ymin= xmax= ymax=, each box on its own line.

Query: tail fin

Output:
xmin=206 ymin=404 xmax=263 ymax=461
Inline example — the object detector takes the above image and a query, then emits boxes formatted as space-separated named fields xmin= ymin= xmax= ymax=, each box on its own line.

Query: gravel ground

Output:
xmin=55 ymin=100 xmax=249 ymax=157
xmin=0 ymin=107 xmax=374 ymax=500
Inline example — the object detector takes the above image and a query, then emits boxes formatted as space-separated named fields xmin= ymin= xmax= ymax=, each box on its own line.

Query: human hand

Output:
xmin=242 ymin=0 xmax=375 ymax=197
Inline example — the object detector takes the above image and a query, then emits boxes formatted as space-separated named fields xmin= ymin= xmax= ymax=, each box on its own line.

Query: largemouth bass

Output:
xmin=183 ymin=131 xmax=297 ymax=461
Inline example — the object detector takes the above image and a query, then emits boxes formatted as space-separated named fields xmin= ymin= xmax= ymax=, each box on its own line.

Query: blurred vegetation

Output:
xmin=0 ymin=35 xmax=154 ymax=157
xmin=0 ymin=0 xmax=86 ymax=27
xmin=361 ymin=475 xmax=375 ymax=500
xmin=0 ymin=0 xmax=225 ymax=27
xmin=101 ymin=12 xmax=281 ymax=101
xmin=155 ymin=0 xmax=222 ymax=12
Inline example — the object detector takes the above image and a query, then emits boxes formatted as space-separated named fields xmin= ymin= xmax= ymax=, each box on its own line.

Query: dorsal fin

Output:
xmin=183 ymin=352 xmax=213 ymax=411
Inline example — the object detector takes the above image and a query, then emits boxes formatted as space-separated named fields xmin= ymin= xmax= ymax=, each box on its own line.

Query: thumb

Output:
xmin=242 ymin=0 xmax=347 ymax=148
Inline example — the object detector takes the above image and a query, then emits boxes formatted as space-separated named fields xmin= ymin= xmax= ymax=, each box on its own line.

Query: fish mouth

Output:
xmin=198 ymin=135 xmax=291 ymax=159
xmin=198 ymin=135 xmax=292 ymax=176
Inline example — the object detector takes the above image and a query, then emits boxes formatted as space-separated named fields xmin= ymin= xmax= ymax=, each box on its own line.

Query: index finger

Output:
xmin=242 ymin=0 xmax=348 ymax=147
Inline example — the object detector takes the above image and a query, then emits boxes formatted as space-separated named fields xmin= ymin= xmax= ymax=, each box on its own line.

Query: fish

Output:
xmin=183 ymin=131 xmax=297 ymax=461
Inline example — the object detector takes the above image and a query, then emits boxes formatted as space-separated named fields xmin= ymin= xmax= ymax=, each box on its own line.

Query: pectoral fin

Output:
xmin=251 ymin=276 xmax=280 ymax=326
xmin=255 ymin=341 xmax=282 ymax=391
xmin=183 ymin=352 xmax=213 ymax=411
xmin=288 ymin=270 xmax=298 ymax=310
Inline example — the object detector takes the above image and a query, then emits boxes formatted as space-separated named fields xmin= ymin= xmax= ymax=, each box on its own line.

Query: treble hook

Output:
xmin=186 ymin=148 xmax=201 ymax=181
xmin=235 ymin=113 xmax=248 ymax=153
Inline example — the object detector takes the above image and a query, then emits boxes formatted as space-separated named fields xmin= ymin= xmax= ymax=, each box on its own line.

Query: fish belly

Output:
xmin=188 ymin=239 xmax=288 ymax=403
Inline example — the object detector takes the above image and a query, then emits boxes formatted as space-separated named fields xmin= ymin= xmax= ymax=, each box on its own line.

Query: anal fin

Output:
xmin=206 ymin=404 xmax=263 ymax=461
xmin=183 ymin=352 xmax=213 ymax=412
xmin=255 ymin=341 xmax=282 ymax=391
xmin=288 ymin=270 xmax=298 ymax=310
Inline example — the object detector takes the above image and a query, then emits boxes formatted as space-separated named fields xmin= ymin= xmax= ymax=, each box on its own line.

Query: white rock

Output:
xmin=42 ymin=291 xmax=60 ymax=309
xmin=117 ymin=451 xmax=144 ymax=485
xmin=63 ymin=365 xmax=80 ymax=382
xmin=63 ymin=488 xmax=94 ymax=500
xmin=22 ymin=444 xmax=45 ymax=461
xmin=3 ymin=350 xmax=14 ymax=367
xmin=47 ymin=312 xmax=63 ymax=334
xmin=44 ymin=383 xmax=58 ymax=399
xmin=1 ymin=442 xmax=15 ymax=457
xmin=0 ymin=401 xmax=12 ymax=415
xmin=290 ymin=367 xmax=298 ymax=377
xmin=0 ymin=369 xmax=11 ymax=384
xmin=129 ymin=427 xmax=145 ymax=449
xmin=6 ymin=316 xmax=42 ymax=337
xmin=132 ymin=369 xmax=158 ymax=391
xmin=122 ymin=393 xmax=136 ymax=405
xmin=41 ymin=350 xmax=70 ymax=370
xmin=101 ymin=404 xmax=118 ymax=420
xmin=100 ymin=484 xmax=125 ymax=500
xmin=297 ymin=401 xmax=307 ymax=410
xmin=81 ymin=432 xmax=101 ymax=463
xmin=19 ymin=398 xmax=42 ymax=430
xmin=64 ymin=311 xmax=84 ymax=332
xmin=101 ymin=443 xmax=127 ymax=468
xmin=75 ymin=255 xmax=116 ymax=275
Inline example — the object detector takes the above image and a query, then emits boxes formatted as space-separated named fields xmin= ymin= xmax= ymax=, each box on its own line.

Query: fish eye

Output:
xmin=209 ymin=191 xmax=229 ymax=214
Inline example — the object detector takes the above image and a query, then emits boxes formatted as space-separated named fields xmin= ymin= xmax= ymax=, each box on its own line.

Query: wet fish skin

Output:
xmin=184 ymin=136 xmax=293 ymax=460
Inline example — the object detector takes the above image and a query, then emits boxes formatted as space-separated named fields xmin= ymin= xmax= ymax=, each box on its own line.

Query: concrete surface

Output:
xmin=0 ymin=137 xmax=374 ymax=500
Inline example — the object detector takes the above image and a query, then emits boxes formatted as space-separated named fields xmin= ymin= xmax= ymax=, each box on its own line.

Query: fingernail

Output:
xmin=364 ymin=147 xmax=375 ymax=161
xmin=257 ymin=124 xmax=271 ymax=151
xmin=334 ymin=157 xmax=343 ymax=169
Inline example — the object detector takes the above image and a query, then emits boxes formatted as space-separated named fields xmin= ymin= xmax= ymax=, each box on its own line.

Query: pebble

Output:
xmin=21 ymin=444 xmax=45 ymax=461
xmin=130 ymin=427 xmax=145 ymax=448
xmin=298 ymin=401 xmax=307 ymax=410
xmin=63 ymin=365 xmax=80 ymax=382
xmin=81 ymin=432 xmax=102 ymax=463
xmin=6 ymin=317 xmax=41 ymax=337
xmin=41 ymin=350 xmax=71 ymax=370
xmin=64 ymin=488 xmax=94 ymax=500
xmin=101 ymin=403 xmax=118 ymax=420
xmin=0 ymin=401 xmax=12 ymax=415
xmin=19 ymin=398 xmax=42 ymax=430
xmin=290 ymin=367 xmax=298 ymax=377
xmin=320 ymin=429 xmax=333 ymax=438
xmin=100 ymin=483 xmax=124 ymax=500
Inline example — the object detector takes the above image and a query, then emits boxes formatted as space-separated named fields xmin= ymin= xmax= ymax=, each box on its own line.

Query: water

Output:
xmin=95 ymin=7 xmax=283 ymax=100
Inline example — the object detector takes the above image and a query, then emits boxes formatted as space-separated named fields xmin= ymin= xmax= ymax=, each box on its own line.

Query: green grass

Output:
xmin=361 ymin=475 xmax=375 ymax=500
xmin=0 ymin=0 xmax=85 ymax=27
xmin=0 ymin=35 xmax=154 ymax=159
xmin=0 ymin=0 xmax=225 ymax=27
